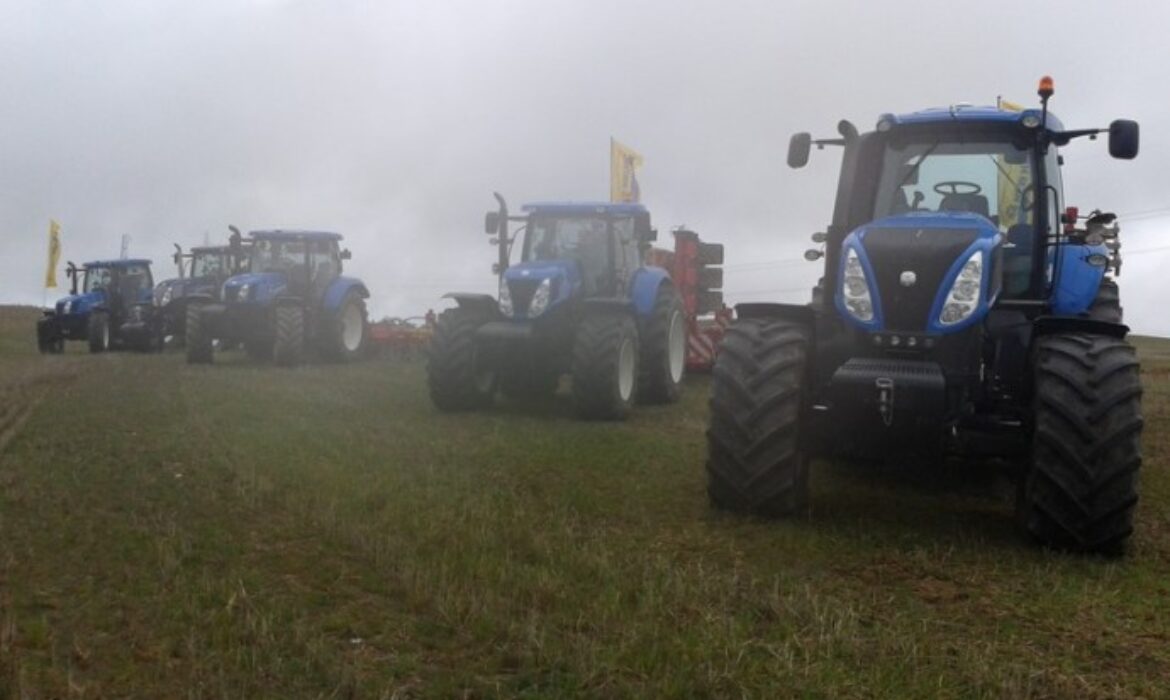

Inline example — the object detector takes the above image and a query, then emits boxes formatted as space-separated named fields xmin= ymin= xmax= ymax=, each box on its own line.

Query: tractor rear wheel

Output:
xmin=706 ymin=318 xmax=811 ymax=516
xmin=185 ymin=302 xmax=213 ymax=364
xmin=639 ymin=285 xmax=686 ymax=404
xmin=1017 ymin=333 xmax=1142 ymax=555
xmin=273 ymin=305 xmax=306 ymax=367
xmin=427 ymin=307 xmax=496 ymax=411
xmin=571 ymin=313 xmax=639 ymax=420
xmin=322 ymin=291 xmax=368 ymax=362
xmin=1086 ymin=279 xmax=1122 ymax=323
xmin=87 ymin=312 xmax=110 ymax=354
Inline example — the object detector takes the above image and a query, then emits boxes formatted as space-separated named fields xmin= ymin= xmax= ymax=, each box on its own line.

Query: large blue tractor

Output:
xmin=706 ymin=77 xmax=1144 ymax=554
xmin=37 ymin=259 xmax=161 ymax=353
xmin=427 ymin=194 xmax=691 ymax=420
xmin=184 ymin=230 xmax=370 ymax=365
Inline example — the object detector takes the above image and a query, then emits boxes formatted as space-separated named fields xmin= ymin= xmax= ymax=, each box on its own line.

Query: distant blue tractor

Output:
xmin=427 ymin=194 xmax=693 ymax=420
xmin=706 ymin=78 xmax=1144 ymax=554
xmin=37 ymin=259 xmax=161 ymax=353
xmin=184 ymin=230 xmax=370 ymax=365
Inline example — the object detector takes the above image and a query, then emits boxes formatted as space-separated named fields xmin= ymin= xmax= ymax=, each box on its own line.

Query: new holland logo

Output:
xmin=900 ymin=271 xmax=917 ymax=287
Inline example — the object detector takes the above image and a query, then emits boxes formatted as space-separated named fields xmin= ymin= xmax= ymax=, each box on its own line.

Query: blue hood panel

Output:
xmin=55 ymin=291 xmax=104 ymax=316
xmin=501 ymin=260 xmax=581 ymax=318
xmin=223 ymin=272 xmax=288 ymax=303
xmin=504 ymin=260 xmax=578 ymax=286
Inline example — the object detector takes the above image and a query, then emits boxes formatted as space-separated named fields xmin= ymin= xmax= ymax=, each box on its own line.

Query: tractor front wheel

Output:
xmin=706 ymin=318 xmax=811 ymax=516
xmin=427 ymin=307 xmax=496 ymax=411
xmin=185 ymin=303 xmax=214 ymax=364
xmin=87 ymin=312 xmax=110 ymax=354
xmin=571 ymin=313 xmax=639 ymax=420
xmin=1017 ymin=332 xmax=1142 ymax=555
xmin=37 ymin=319 xmax=63 ymax=354
xmin=273 ymin=305 xmax=306 ymax=367
xmin=639 ymin=285 xmax=686 ymax=404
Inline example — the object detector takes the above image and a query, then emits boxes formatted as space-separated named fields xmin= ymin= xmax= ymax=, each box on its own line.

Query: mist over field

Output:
xmin=1 ymin=0 xmax=1168 ymax=333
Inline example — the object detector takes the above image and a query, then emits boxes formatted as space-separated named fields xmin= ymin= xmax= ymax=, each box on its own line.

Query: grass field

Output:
xmin=1 ymin=305 xmax=1168 ymax=698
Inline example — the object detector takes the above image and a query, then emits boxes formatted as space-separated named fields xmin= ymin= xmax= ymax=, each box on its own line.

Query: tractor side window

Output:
xmin=613 ymin=217 xmax=640 ymax=288
xmin=311 ymin=241 xmax=339 ymax=282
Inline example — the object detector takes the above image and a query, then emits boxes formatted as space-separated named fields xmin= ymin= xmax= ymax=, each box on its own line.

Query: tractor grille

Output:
xmin=507 ymin=279 xmax=541 ymax=316
xmin=862 ymin=227 xmax=979 ymax=331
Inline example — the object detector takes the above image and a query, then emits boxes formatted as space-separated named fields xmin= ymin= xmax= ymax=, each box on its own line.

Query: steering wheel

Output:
xmin=934 ymin=181 xmax=982 ymax=196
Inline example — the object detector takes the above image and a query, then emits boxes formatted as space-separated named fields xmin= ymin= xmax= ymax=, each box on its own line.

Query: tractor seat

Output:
xmin=939 ymin=193 xmax=990 ymax=218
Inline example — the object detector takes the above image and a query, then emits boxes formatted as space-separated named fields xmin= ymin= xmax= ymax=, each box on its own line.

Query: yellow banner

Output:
xmin=610 ymin=138 xmax=643 ymax=203
xmin=45 ymin=219 xmax=61 ymax=288
xmin=997 ymin=160 xmax=1032 ymax=227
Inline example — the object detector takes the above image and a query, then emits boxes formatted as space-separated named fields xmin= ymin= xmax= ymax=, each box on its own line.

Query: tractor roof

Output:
xmin=521 ymin=202 xmax=648 ymax=217
xmin=249 ymin=229 xmax=343 ymax=242
xmin=190 ymin=245 xmax=234 ymax=254
xmin=83 ymin=258 xmax=152 ymax=268
xmin=880 ymin=105 xmax=1065 ymax=132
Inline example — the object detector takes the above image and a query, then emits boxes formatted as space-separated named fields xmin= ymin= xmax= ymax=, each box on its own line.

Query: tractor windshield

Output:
xmin=874 ymin=138 xmax=1036 ymax=232
xmin=83 ymin=267 xmax=113 ymax=293
xmin=251 ymin=240 xmax=308 ymax=274
xmin=191 ymin=252 xmax=227 ymax=278
xmin=524 ymin=216 xmax=611 ymax=274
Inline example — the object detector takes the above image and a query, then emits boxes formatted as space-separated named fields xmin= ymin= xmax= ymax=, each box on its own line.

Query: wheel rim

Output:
xmin=618 ymin=335 xmax=635 ymax=402
xmin=341 ymin=303 xmax=363 ymax=352
xmin=667 ymin=310 xmax=685 ymax=383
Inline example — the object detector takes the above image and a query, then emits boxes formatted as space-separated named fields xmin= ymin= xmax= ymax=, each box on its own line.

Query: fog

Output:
xmin=2 ymin=0 xmax=1168 ymax=334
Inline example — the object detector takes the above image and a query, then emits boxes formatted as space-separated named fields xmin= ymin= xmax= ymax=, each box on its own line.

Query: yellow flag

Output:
xmin=45 ymin=219 xmax=61 ymax=288
xmin=610 ymin=138 xmax=643 ymax=203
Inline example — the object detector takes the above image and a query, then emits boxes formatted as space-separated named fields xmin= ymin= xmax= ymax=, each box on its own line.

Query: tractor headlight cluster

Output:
xmin=498 ymin=278 xmax=514 ymax=316
xmin=236 ymin=283 xmax=251 ymax=301
xmin=159 ymin=286 xmax=173 ymax=306
xmin=841 ymin=248 xmax=875 ymax=322
xmin=939 ymin=250 xmax=984 ymax=326
xmin=527 ymin=278 xmax=552 ymax=318
xmin=62 ymin=300 xmax=73 ymax=314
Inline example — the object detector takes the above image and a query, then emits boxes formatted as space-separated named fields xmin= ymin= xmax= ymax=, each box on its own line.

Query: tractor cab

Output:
xmin=228 ymin=230 xmax=349 ymax=303
xmin=488 ymin=202 xmax=654 ymax=320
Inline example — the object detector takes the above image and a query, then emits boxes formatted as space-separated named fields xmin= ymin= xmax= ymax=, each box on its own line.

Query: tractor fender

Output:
xmin=1051 ymin=242 xmax=1109 ymax=316
xmin=442 ymin=292 xmax=497 ymax=316
xmin=1032 ymin=315 xmax=1129 ymax=340
xmin=323 ymin=277 xmax=369 ymax=312
xmin=629 ymin=266 xmax=671 ymax=318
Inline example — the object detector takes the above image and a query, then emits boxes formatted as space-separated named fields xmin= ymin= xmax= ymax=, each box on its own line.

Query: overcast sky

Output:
xmin=3 ymin=0 xmax=1168 ymax=334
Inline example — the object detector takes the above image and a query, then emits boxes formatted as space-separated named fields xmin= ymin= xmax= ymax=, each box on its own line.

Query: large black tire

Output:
xmin=706 ymin=318 xmax=811 ymax=516
xmin=571 ymin=313 xmax=639 ymax=420
xmin=273 ymin=305 xmax=305 ymax=367
xmin=1086 ymin=279 xmax=1122 ymax=323
xmin=321 ymin=291 xmax=368 ymax=362
xmin=427 ymin=307 xmax=496 ymax=411
xmin=185 ymin=302 xmax=213 ymax=364
xmin=87 ymin=312 xmax=110 ymax=354
xmin=639 ymin=285 xmax=686 ymax=404
xmin=1017 ymin=333 xmax=1143 ymax=555
xmin=36 ymin=319 xmax=63 ymax=354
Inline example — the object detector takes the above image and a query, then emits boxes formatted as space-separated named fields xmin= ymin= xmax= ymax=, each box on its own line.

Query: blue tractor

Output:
xmin=706 ymin=77 xmax=1144 ymax=554
xmin=427 ymin=194 xmax=691 ymax=420
xmin=184 ymin=230 xmax=370 ymax=365
xmin=37 ymin=258 xmax=161 ymax=354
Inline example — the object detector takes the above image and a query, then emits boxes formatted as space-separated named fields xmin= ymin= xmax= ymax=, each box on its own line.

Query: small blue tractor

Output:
xmin=37 ymin=258 xmax=161 ymax=353
xmin=428 ymin=194 xmax=700 ymax=420
xmin=154 ymin=227 xmax=251 ymax=345
xmin=706 ymin=77 xmax=1144 ymax=554
xmin=184 ymin=229 xmax=370 ymax=365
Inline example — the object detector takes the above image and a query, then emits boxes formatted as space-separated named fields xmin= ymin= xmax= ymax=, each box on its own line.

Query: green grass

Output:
xmin=1 ymin=305 xmax=1169 ymax=698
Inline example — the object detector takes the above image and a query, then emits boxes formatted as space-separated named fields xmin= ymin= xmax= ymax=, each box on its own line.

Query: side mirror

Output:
xmin=811 ymin=231 xmax=828 ymax=243
xmin=485 ymin=211 xmax=500 ymax=234
xmin=634 ymin=212 xmax=655 ymax=242
xmin=1109 ymin=119 xmax=1139 ymax=159
xmin=788 ymin=132 xmax=812 ymax=168
xmin=339 ymin=248 xmax=352 ymax=260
